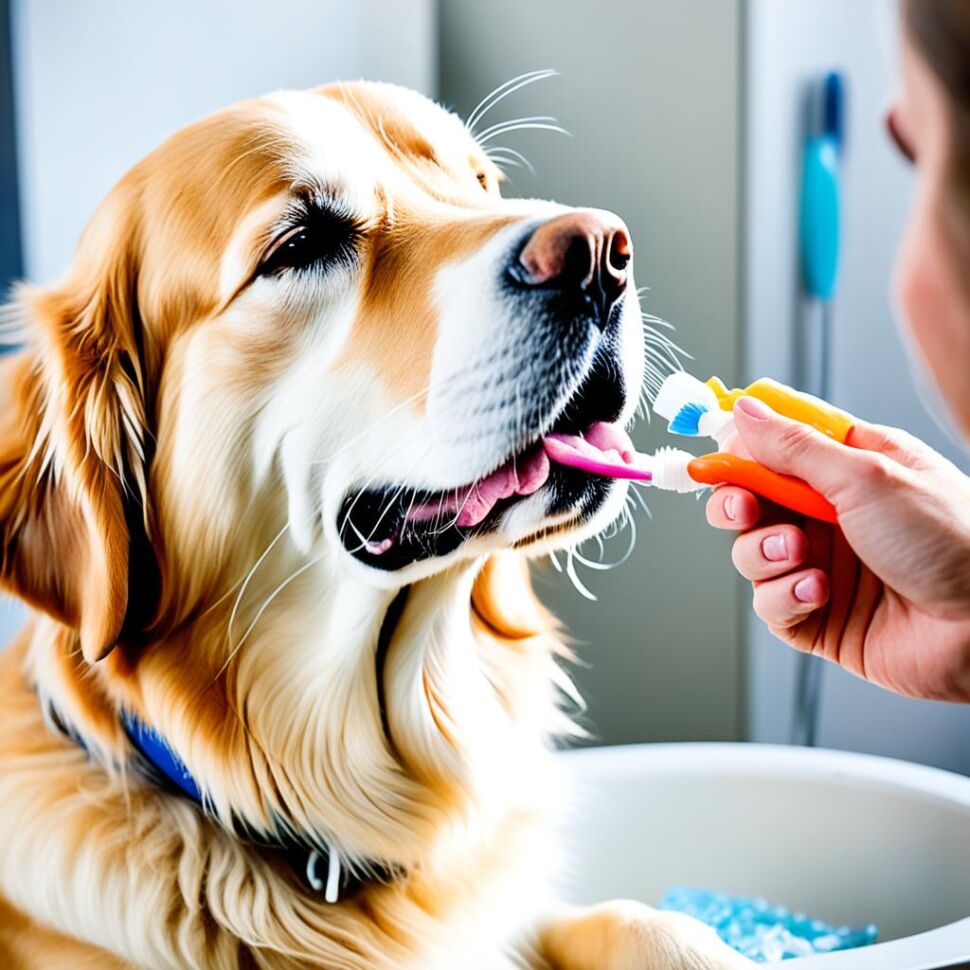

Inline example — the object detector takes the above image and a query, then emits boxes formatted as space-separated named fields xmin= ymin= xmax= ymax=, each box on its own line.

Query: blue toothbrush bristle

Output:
xmin=668 ymin=402 xmax=708 ymax=437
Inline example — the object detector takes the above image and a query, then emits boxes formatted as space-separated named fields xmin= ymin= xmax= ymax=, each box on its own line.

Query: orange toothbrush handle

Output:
xmin=688 ymin=452 xmax=838 ymax=524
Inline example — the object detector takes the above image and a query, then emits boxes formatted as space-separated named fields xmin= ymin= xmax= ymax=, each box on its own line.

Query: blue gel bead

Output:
xmin=658 ymin=887 xmax=878 ymax=963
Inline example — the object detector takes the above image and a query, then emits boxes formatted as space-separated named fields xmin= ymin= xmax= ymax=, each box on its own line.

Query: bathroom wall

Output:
xmin=440 ymin=0 xmax=746 ymax=744
xmin=12 ymin=0 xmax=435 ymax=285
xmin=0 ymin=0 xmax=18 ymax=294
xmin=744 ymin=0 xmax=970 ymax=773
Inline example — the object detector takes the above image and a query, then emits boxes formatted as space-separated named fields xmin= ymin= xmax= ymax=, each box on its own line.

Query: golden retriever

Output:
xmin=0 ymin=81 xmax=750 ymax=969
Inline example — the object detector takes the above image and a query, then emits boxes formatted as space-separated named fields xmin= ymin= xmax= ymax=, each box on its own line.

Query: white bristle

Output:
xmin=650 ymin=447 xmax=705 ymax=493
xmin=653 ymin=371 xmax=718 ymax=422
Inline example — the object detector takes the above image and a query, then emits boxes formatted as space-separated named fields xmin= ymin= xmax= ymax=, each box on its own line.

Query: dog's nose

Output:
xmin=515 ymin=210 xmax=632 ymax=321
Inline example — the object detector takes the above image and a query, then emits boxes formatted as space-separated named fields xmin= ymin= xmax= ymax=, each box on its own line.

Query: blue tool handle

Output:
xmin=823 ymin=71 xmax=845 ymax=149
xmin=799 ymin=134 xmax=840 ymax=301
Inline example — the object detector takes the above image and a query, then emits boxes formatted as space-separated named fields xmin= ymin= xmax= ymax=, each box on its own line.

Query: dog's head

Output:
xmin=0 ymin=81 xmax=665 ymax=909
xmin=0 ymin=81 xmax=646 ymax=662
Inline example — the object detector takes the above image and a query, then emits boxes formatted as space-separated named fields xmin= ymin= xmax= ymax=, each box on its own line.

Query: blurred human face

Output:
xmin=892 ymin=31 xmax=970 ymax=438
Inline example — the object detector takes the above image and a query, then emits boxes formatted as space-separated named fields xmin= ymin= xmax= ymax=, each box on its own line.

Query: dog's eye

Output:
xmin=476 ymin=171 xmax=489 ymax=191
xmin=259 ymin=212 xmax=360 ymax=276
xmin=261 ymin=226 xmax=315 ymax=274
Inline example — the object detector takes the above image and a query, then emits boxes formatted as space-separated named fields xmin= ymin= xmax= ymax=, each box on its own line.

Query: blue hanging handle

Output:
xmin=792 ymin=71 xmax=846 ymax=749
xmin=799 ymin=71 xmax=844 ymax=301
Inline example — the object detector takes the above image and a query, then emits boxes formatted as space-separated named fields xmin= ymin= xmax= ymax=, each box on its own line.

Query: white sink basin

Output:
xmin=556 ymin=743 xmax=970 ymax=968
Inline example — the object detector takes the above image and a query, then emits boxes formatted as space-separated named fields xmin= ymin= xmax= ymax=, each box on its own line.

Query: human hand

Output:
xmin=706 ymin=396 xmax=970 ymax=701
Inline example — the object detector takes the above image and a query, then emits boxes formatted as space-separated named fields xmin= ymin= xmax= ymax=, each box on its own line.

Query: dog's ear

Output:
xmin=0 ymin=198 xmax=149 ymax=663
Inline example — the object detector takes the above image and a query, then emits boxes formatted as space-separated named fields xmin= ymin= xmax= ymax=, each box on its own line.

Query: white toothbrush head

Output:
xmin=654 ymin=372 xmax=733 ymax=440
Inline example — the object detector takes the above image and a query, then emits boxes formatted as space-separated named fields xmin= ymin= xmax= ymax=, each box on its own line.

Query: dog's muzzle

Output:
xmin=508 ymin=209 xmax=632 ymax=325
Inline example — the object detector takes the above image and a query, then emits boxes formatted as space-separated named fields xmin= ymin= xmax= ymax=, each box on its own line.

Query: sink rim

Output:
xmin=556 ymin=742 xmax=970 ymax=969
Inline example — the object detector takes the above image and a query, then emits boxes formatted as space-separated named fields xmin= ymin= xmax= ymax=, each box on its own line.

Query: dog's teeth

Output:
xmin=365 ymin=537 xmax=394 ymax=555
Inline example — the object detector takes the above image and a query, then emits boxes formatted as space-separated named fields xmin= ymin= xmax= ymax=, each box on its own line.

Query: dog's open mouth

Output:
xmin=338 ymin=358 xmax=633 ymax=570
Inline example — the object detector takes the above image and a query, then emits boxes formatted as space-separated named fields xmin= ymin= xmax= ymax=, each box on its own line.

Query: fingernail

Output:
xmin=762 ymin=533 xmax=787 ymax=562
xmin=735 ymin=396 xmax=770 ymax=420
xmin=723 ymin=494 xmax=736 ymax=521
xmin=794 ymin=575 xmax=822 ymax=603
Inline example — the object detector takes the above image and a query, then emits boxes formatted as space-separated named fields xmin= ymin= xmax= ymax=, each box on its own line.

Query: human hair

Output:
xmin=904 ymin=1 xmax=970 ymax=210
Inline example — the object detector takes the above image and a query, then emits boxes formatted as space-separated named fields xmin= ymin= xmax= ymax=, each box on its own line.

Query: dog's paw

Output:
xmin=539 ymin=900 xmax=754 ymax=970
xmin=605 ymin=903 xmax=753 ymax=969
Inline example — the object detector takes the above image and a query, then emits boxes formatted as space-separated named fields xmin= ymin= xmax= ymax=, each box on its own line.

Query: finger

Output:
xmin=751 ymin=568 xmax=829 ymax=629
xmin=733 ymin=397 xmax=877 ymax=504
xmin=730 ymin=524 xmax=809 ymax=581
xmin=848 ymin=420 xmax=941 ymax=469
xmin=705 ymin=486 xmax=761 ymax=530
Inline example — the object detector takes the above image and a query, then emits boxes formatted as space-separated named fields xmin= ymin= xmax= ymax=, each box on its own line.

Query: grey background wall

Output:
xmin=12 ymin=0 xmax=434 ymax=284
xmin=744 ymin=0 xmax=970 ymax=773
xmin=0 ymin=0 xmax=19 ymax=293
xmin=440 ymin=0 xmax=745 ymax=744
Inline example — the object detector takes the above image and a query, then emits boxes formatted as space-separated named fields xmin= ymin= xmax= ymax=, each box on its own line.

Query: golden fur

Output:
xmin=0 ymin=82 xmax=749 ymax=968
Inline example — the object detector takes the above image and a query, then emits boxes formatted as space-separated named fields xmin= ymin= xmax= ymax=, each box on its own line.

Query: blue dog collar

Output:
xmin=121 ymin=710 xmax=202 ymax=801
xmin=49 ymin=588 xmax=409 ymax=905
xmin=119 ymin=710 xmax=365 ymax=903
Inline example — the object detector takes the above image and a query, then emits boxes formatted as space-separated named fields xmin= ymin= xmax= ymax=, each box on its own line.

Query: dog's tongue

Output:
xmin=454 ymin=446 xmax=551 ymax=527
xmin=400 ymin=423 xmax=646 ymax=542
xmin=406 ymin=446 xmax=551 ymax=529
xmin=543 ymin=421 xmax=652 ymax=481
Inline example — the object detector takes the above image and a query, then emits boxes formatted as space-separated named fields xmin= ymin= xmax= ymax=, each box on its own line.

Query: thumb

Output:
xmin=732 ymin=396 xmax=874 ymax=504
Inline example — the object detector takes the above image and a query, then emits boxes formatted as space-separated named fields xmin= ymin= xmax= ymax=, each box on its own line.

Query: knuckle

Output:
xmin=751 ymin=586 xmax=775 ymax=623
xmin=752 ymin=596 xmax=774 ymax=626
xmin=873 ymin=422 xmax=923 ymax=455
xmin=777 ymin=421 xmax=816 ymax=460
xmin=752 ymin=582 xmax=797 ymax=628
xmin=730 ymin=538 xmax=747 ymax=573
xmin=731 ymin=535 xmax=759 ymax=576
xmin=856 ymin=451 xmax=897 ymax=487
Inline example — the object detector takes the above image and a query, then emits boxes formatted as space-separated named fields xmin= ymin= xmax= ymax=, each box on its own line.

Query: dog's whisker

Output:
xmin=220 ymin=554 xmax=325 ymax=676
xmin=465 ymin=69 xmax=558 ymax=134
xmin=200 ymin=520 xmax=291 ymax=625
xmin=477 ymin=119 xmax=570 ymax=145
xmin=399 ymin=482 xmax=423 ymax=541
xmin=640 ymin=309 xmax=675 ymax=326
xmin=630 ymin=482 xmax=654 ymax=520
xmin=595 ymin=533 xmax=606 ymax=559
xmin=345 ymin=439 xmax=436 ymax=553
xmin=435 ymin=464 xmax=491 ymax=535
xmin=484 ymin=149 xmax=525 ymax=169
xmin=474 ymin=114 xmax=559 ymax=139
xmin=338 ymin=467 xmax=400 ymax=546
xmin=464 ymin=68 xmax=558 ymax=135
xmin=484 ymin=146 xmax=537 ymax=177
xmin=336 ymin=432 xmax=436 ymax=546
xmin=348 ymin=480 xmax=411 ymax=553
xmin=225 ymin=522 xmax=291 ymax=649
xmin=564 ymin=546 xmax=597 ymax=601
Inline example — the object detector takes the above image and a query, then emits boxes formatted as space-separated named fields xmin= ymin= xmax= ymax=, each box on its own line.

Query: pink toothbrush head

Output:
xmin=543 ymin=423 xmax=705 ymax=494
xmin=543 ymin=417 xmax=837 ymax=518
xmin=543 ymin=423 xmax=653 ymax=481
